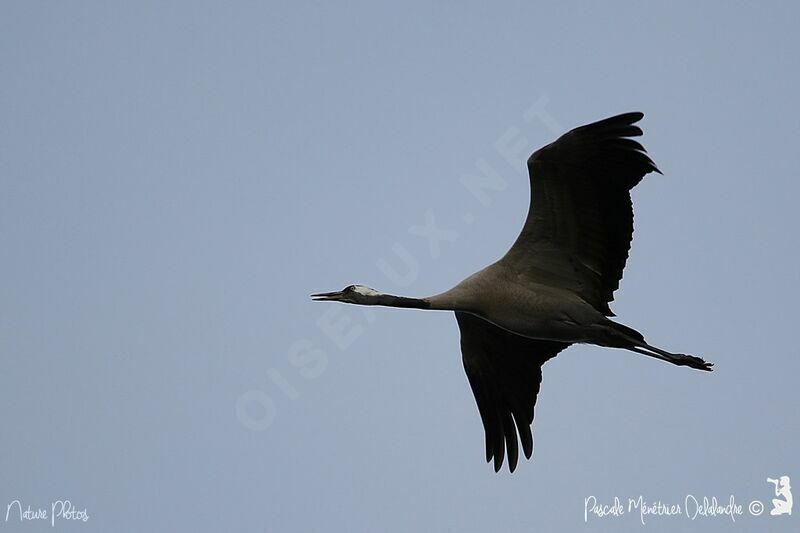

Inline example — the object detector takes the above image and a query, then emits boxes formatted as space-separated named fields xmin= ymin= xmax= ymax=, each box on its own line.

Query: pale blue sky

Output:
xmin=2 ymin=1 xmax=798 ymax=532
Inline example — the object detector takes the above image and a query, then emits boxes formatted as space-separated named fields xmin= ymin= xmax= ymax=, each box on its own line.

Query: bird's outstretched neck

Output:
xmin=373 ymin=293 xmax=432 ymax=309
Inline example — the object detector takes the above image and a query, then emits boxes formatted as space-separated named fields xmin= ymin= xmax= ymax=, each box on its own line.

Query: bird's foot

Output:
xmin=675 ymin=354 xmax=714 ymax=372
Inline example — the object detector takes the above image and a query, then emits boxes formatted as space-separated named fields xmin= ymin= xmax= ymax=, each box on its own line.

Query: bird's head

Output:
xmin=311 ymin=284 xmax=382 ymax=304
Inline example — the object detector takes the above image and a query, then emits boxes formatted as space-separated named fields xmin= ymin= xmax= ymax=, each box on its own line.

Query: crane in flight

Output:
xmin=312 ymin=112 xmax=712 ymax=473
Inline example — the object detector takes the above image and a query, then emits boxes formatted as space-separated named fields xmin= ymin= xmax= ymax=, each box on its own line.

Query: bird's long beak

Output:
xmin=310 ymin=290 xmax=345 ymax=301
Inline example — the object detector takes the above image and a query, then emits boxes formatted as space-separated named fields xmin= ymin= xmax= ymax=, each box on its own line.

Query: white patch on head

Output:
xmin=352 ymin=285 xmax=380 ymax=296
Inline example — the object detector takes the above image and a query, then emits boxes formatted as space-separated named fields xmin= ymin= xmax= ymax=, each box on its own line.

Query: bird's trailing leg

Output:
xmin=628 ymin=343 xmax=713 ymax=371
xmin=598 ymin=321 xmax=713 ymax=371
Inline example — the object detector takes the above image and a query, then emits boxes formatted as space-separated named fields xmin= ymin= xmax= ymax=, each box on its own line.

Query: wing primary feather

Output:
xmin=463 ymin=363 xmax=497 ymax=463
xmin=515 ymin=413 xmax=534 ymax=459
xmin=502 ymin=410 xmax=519 ymax=473
xmin=489 ymin=387 xmax=505 ymax=472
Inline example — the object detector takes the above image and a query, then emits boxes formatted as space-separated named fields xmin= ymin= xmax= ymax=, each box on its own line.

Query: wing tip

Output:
xmin=614 ymin=111 xmax=644 ymax=124
xmin=582 ymin=111 xmax=645 ymax=131
xmin=627 ymin=111 xmax=644 ymax=122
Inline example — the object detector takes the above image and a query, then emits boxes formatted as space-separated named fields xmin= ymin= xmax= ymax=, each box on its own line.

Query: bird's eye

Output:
xmin=344 ymin=285 xmax=355 ymax=292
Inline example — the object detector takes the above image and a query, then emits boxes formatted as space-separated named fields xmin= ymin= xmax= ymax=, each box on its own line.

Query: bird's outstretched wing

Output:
xmin=502 ymin=112 xmax=661 ymax=316
xmin=456 ymin=311 xmax=570 ymax=473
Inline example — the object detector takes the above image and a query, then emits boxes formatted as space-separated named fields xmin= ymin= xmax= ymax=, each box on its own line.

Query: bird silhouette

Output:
xmin=312 ymin=112 xmax=712 ymax=473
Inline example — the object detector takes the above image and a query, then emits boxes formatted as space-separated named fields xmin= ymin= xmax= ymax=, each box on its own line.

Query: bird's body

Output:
xmin=312 ymin=112 xmax=712 ymax=473
xmin=430 ymin=264 xmax=608 ymax=343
